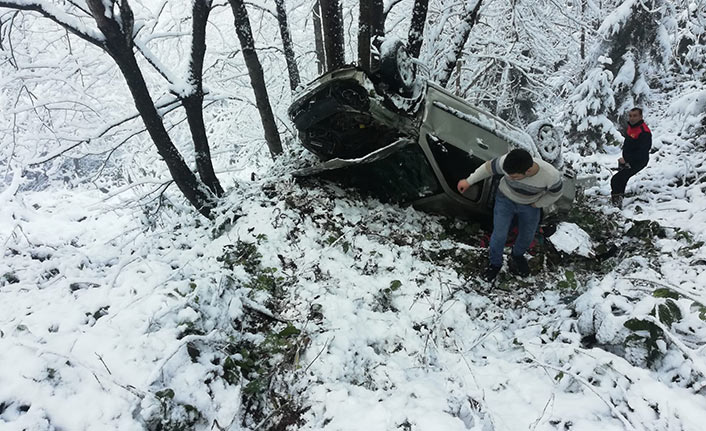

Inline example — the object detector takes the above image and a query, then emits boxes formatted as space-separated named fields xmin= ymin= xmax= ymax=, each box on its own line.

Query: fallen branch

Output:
xmin=623 ymin=276 xmax=706 ymax=306
xmin=526 ymin=355 xmax=637 ymax=431
xmin=303 ymin=337 xmax=330 ymax=374
xmin=12 ymin=339 xmax=146 ymax=400
xmin=242 ymin=297 xmax=289 ymax=323
xmin=252 ymin=399 xmax=291 ymax=430
xmin=644 ymin=315 xmax=706 ymax=390
xmin=144 ymin=330 xmax=221 ymax=389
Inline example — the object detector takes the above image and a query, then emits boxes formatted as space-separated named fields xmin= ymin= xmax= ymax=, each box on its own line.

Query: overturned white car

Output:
xmin=288 ymin=64 xmax=575 ymax=221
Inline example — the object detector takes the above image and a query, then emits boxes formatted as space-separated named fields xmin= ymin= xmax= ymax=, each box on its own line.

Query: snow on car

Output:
xmin=288 ymin=54 xmax=575 ymax=221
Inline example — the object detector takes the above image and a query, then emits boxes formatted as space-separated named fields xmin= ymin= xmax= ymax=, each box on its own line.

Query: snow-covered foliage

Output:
xmin=427 ymin=0 xmax=580 ymax=125
xmin=2 ymin=0 xmax=706 ymax=430
xmin=667 ymin=0 xmax=706 ymax=143
xmin=566 ymin=0 xmax=677 ymax=153
xmin=590 ymin=0 xmax=672 ymax=114
xmin=565 ymin=57 xmax=623 ymax=153
xmin=672 ymin=0 xmax=706 ymax=75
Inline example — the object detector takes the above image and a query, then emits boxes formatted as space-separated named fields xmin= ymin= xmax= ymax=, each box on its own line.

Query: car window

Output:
xmin=426 ymin=134 xmax=485 ymax=201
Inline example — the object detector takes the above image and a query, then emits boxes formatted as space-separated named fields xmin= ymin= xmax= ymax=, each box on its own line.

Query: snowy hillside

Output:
xmin=2 ymin=112 xmax=706 ymax=429
xmin=2 ymin=0 xmax=706 ymax=430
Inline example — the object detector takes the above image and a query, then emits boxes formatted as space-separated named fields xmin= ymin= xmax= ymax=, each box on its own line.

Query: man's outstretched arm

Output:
xmin=457 ymin=161 xmax=492 ymax=193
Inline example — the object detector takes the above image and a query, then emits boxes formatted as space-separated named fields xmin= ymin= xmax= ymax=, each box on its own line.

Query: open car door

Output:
xmin=411 ymin=83 xmax=530 ymax=219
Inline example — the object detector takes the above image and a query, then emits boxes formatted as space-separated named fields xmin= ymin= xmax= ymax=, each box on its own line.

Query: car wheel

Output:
xmin=536 ymin=124 xmax=561 ymax=165
xmin=380 ymin=40 xmax=417 ymax=96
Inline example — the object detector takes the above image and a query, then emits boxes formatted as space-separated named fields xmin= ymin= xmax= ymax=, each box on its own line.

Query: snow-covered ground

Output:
xmin=2 ymin=103 xmax=706 ymax=430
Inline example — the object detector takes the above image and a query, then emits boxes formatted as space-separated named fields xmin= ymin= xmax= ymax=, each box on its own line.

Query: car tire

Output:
xmin=380 ymin=40 xmax=417 ymax=96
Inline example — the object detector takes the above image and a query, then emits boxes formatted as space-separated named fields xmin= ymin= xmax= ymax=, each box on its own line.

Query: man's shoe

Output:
xmin=510 ymin=254 xmax=530 ymax=277
xmin=483 ymin=265 xmax=502 ymax=282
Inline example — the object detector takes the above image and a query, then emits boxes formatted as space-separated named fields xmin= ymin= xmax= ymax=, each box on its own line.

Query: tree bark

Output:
xmin=371 ymin=0 xmax=384 ymax=43
xmin=319 ymin=0 xmax=345 ymax=71
xmin=228 ymin=0 xmax=282 ymax=157
xmin=182 ymin=96 xmax=223 ymax=197
xmin=358 ymin=1 xmax=371 ymax=71
xmin=312 ymin=1 xmax=326 ymax=74
xmin=85 ymin=0 xmax=215 ymax=218
xmin=436 ymin=0 xmax=483 ymax=88
xmin=370 ymin=0 xmax=384 ymax=69
xmin=274 ymin=0 xmax=300 ymax=92
xmin=408 ymin=0 xmax=429 ymax=59
xmin=579 ymin=0 xmax=586 ymax=60
xmin=185 ymin=0 xmax=223 ymax=197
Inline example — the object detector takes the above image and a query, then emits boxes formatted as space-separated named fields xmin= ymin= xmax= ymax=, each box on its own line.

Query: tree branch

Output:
xmin=133 ymin=37 xmax=177 ymax=85
xmin=0 ymin=0 xmax=105 ymax=47
xmin=27 ymin=97 xmax=182 ymax=166
xmin=527 ymin=355 xmax=637 ymax=431
xmin=383 ymin=0 xmax=404 ymax=20
xmin=243 ymin=0 xmax=276 ymax=18
xmin=644 ymin=316 xmax=706 ymax=384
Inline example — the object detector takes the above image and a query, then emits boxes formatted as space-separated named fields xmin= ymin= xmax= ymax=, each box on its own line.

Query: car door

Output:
xmin=412 ymin=83 xmax=535 ymax=219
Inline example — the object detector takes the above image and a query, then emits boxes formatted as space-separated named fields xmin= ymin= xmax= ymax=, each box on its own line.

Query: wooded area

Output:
xmin=0 ymin=0 xmax=703 ymax=215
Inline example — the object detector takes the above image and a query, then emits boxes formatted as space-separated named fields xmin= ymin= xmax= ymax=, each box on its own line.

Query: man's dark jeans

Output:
xmin=489 ymin=193 xmax=541 ymax=268
xmin=611 ymin=162 xmax=647 ymax=196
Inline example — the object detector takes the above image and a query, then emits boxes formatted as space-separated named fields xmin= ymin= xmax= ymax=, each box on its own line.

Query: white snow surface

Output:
xmin=548 ymin=222 xmax=594 ymax=257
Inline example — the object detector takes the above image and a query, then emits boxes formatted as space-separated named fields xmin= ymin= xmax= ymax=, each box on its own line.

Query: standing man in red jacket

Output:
xmin=611 ymin=108 xmax=652 ymax=208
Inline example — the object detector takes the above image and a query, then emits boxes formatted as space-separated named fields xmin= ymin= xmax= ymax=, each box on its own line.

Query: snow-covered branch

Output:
xmin=644 ymin=315 xmax=706 ymax=384
xmin=527 ymin=355 xmax=638 ymax=431
xmin=133 ymin=36 xmax=180 ymax=86
xmin=27 ymin=97 xmax=182 ymax=165
xmin=0 ymin=0 xmax=104 ymax=46
xmin=433 ymin=0 xmax=483 ymax=87
xmin=244 ymin=0 xmax=276 ymax=18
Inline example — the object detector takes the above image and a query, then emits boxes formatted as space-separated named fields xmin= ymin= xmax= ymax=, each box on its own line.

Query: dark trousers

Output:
xmin=611 ymin=164 xmax=646 ymax=196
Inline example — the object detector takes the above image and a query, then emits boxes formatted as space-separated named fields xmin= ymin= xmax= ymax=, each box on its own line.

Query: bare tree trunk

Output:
xmin=580 ymin=0 xmax=586 ymax=60
xmin=408 ymin=0 xmax=429 ymax=58
xmin=313 ymin=1 xmax=326 ymax=74
xmin=371 ymin=1 xmax=384 ymax=42
xmin=274 ymin=0 xmax=300 ymax=92
xmin=436 ymin=0 xmax=483 ymax=88
xmin=319 ymin=0 xmax=345 ymax=71
xmin=358 ymin=0 xmax=371 ymax=71
xmin=185 ymin=0 xmax=223 ymax=197
xmin=228 ymin=0 xmax=282 ymax=157
xmin=85 ymin=0 xmax=215 ymax=218
xmin=370 ymin=0 xmax=384 ymax=69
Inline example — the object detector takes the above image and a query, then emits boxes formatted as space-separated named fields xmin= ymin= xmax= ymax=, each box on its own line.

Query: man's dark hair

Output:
xmin=629 ymin=107 xmax=643 ymax=115
xmin=503 ymin=149 xmax=534 ymax=174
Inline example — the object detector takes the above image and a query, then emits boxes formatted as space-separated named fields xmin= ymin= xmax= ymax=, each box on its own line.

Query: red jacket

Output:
xmin=623 ymin=120 xmax=651 ymax=168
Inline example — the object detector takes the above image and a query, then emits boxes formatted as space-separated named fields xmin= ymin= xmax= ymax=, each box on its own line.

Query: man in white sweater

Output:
xmin=457 ymin=149 xmax=563 ymax=281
